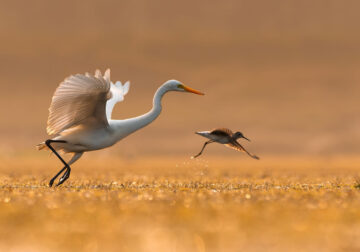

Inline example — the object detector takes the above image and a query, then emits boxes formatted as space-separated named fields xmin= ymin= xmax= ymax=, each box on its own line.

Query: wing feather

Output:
xmin=46 ymin=69 xmax=111 ymax=135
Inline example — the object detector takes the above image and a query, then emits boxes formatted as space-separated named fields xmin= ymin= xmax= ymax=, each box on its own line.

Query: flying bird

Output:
xmin=37 ymin=69 xmax=204 ymax=186
xmin=192 ymin=128 xmax=259 ymax=159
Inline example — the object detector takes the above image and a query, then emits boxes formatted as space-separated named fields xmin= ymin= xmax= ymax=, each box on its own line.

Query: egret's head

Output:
xmin=233 ymin=131 xmax=250 ymax=141
xmin=164 ymin=80 xmax=204 ymax=95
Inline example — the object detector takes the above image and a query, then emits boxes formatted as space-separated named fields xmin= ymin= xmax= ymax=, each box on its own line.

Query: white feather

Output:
xmin=106 ymin=80 xmax=131 ymax=120
xmin=195 ymin=131 xmax=211 ymax=138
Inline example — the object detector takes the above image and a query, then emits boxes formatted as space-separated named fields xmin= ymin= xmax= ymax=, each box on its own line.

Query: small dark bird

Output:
xmin=192 ymin=128 xmax=259 ymax=159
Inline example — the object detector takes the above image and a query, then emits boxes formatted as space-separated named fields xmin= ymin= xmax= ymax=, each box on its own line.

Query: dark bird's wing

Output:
xmin=210 ymin=128 xmax=233 ymax=137
xmin=225 ymin=141 xmax=260 ymax=160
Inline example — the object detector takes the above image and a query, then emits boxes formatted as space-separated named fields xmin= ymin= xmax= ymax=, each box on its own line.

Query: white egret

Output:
xmin=37 ymin=69 xmax=204 ymax=186
xmin=192 ymin=128 xmax=259 ymax=159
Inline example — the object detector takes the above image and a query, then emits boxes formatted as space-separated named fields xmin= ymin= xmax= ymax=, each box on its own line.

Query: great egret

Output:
xmin=192 ymin=128 xmax=259 ymax=159
xmin=37 ymin=69 xmax=204 ymax=186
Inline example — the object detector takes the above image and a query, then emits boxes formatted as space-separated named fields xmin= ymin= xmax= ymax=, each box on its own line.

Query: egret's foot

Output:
xmin=56 ymin=168 xmax=71 ymax=186
xmin=56 ymin=174 xmax=69 ymax=186
xmin=48 ymin=166 xmax=67 ymax=187
xmin=49 ymin=179 xmax=55 ymax=187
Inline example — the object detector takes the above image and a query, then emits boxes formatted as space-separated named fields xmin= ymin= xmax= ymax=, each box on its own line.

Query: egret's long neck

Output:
xmin=109 ymin=85 xmax=168 ymax=137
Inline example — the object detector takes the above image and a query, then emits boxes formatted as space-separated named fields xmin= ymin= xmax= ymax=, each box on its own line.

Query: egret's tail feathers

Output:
xmin=36 ymin=142 xmax=48 ymax=151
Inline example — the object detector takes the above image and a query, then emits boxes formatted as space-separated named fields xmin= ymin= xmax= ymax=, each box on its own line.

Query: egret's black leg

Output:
xmin=45 ymin=139 xmax=69 ymax=187
xmin=56 ymin=152 xmax=83 ymax=187
xmin=192 ymin=140 xmax=213 ymax=158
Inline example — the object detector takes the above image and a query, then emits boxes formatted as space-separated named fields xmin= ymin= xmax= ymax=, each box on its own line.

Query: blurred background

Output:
xmin=0 ymin=0 xmax=359 ymax=157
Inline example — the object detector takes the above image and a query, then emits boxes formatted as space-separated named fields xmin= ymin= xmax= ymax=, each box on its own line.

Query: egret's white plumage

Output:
xmin=38 ymin=69 xmax=204 ymax=186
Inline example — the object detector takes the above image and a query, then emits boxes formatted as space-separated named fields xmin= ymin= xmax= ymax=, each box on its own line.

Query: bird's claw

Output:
xmin=56 ymin=172 xmax=70 ymax=187
xmin=49 ymin=180 xmax=55 ymax=187
xmin=56 ymin=177 xmax=67 ymax=187
xmin=48 ymin=167 xmax=70 ymax=187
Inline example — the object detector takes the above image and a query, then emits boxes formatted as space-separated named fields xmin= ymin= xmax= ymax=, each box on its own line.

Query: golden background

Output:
xmin=1 ymin=0 xmax=359 ymax=157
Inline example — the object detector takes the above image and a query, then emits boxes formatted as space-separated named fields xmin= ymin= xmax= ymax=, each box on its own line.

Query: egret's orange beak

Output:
xmin=182 ymin=85 xmax=204 ymax=95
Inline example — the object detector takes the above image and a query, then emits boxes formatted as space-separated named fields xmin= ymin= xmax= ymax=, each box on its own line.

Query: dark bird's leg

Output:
xmin=45 ymin=139 xmax=69 ymax=187
xmin=192 ymin=140 xmax=214 ymax=158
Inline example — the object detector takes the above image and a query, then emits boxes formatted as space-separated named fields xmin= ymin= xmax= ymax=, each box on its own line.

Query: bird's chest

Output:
xmin=83 ymin=130 xmax=119 ymax=150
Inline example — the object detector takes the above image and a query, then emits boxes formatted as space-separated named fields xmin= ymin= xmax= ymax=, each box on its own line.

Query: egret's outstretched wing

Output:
xmin=47 ymin=69 xmax=111 ymax=135
xmin=225 ymin=141 xmax=260 ymax=160
xmin=106 ymin=80 xmax=130 ymax=120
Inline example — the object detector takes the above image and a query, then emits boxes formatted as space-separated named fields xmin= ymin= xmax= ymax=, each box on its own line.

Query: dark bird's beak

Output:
xmin=242 ymin=136 xmax=251 ymax=142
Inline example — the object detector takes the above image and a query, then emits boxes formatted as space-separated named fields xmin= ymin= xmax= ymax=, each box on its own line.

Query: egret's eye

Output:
xmin=177 ymin=84 xmax=184 ymax=89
